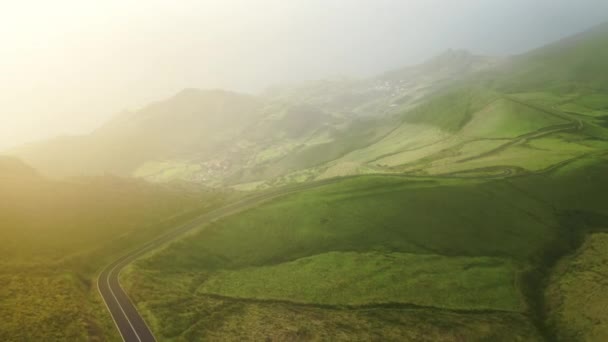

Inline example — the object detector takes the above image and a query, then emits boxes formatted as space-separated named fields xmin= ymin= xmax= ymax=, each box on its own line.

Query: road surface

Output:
xmin=97 ymin=178 xmax=346 ymax=342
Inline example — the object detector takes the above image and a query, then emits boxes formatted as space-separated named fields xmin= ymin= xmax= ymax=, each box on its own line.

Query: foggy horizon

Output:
xmin=1 ymin=0 xmax=607 ymax=151
xmin=3 ymin=2 xmax=608 ymax=341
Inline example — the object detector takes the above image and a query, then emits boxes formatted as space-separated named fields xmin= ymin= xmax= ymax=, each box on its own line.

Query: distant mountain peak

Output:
xmin=172 ymin=88 xmax=249 ymax=99
xmin=173 ymin=88 xmax=232 ymax=100
xmin=424 ymin=49 xmax=480 ymax=67
xmin=591 ymin=20 xmax=608 ymax=33
xmin=379 ymin=48 xmax=499 ymax=84
xmin=433 ymin=48 xmax=473 ymax=59
xmin=175 ymin=87 xmax=203 ymax=97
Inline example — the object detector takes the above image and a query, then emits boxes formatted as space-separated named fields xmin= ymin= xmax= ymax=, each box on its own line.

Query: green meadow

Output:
xmin=123 ymin=153 xmax=608 ymax=340
xmin=3 ymin=19 xmax=608 ymax=342
xmin=197 ymin=251 xmax=522 ymax=311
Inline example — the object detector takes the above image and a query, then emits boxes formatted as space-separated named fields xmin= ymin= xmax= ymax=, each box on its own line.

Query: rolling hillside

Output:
xmin=113 ymin=23 xmax=608 ymax=340
xmin=12 ymin=90 xmax=265 ymax=178
xmin=3 ymin=20 xmax=608 ymax=342
xmin=0 ymin=157 xmax=228 ymax=341
xmin=123 ymin=154 xmax=608 ymax=340
xmin=12 ymin=23 xmax=608 ymax=190
xmin=494 ymin=21 xmax=608 ymax=93
xmin=251 ymin=23 xmax=608 ymax=188
xmin=9 ymin=50 xmax=501 ymax=186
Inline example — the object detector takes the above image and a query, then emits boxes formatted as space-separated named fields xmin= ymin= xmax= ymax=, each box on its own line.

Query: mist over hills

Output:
xmin=6 ymin=48 xmax=501 ymax=183
xmin=492 ymin=21 xmax=608 ymax=93
xmin=3 ymin=15 xmax=608 ymax=342
xmin=9 ymin=23 xmax=608 ymax=189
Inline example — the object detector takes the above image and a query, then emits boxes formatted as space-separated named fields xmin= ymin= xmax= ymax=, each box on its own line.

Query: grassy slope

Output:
xmin=12 ymin=89 xmax=265 ymax=178
xmin=403 ymin=86 xmax=498 ymax=133
xmin=258 ymin=24 xmax=608 ymax=185
xmin=0 ymin=169 xmax=227 ymax=341
xmin=124 ymin=263 xmax=541 ymax=341
xmin=198 ymin=251 xmax=522 ymax=311
xmin=545 ymin=233 xmax=608 ymax=341
xmin=3 ymin=22 xmax=607 ymax=342
xmin=271 ymin=85 xmax=597 ymax=183
xmin=495 ymin=22 xmax=608 ymax=93
xmin=460 ymin=98 xmax=567 ymax=138
xmin=250 ymin=116 xmax=398 ymax=180
xmin=304 ymin=105 xmax=585 ymax=180
xmin=137 ymin=176 xmax=556 ymax=268
xmin=123 ymin=154 xmax=608 ymax=340
xmin=10 ymin=26 xmax=608 ymax=189
xmin=118 ymin=25 xmax=608 ymax=340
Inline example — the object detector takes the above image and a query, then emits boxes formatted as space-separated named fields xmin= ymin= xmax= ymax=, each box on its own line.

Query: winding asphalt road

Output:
xmin=97 ymin=178 xmax=348 ymax=342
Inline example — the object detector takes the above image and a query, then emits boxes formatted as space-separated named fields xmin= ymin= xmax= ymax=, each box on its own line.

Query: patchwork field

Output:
xmin=241 ymin=90 xmax=607 ymax=188
xmin=4 ymin=21 xmax=608 ymax=342
xmin=123 ymin=155 xmax=608 ymax=340
xmin=108 ymin=44 xmax=608 ymax=339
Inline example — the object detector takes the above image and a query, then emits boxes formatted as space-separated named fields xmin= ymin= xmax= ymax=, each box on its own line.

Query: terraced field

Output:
xmin=252 ymin=92 xmax=606 ymax=188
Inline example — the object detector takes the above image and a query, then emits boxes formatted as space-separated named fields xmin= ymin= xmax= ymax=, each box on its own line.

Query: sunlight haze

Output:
xmin=3 ymin=1 xmax=608 ymax=341
xmin=1 ymin=0 xmax=607 ymax=150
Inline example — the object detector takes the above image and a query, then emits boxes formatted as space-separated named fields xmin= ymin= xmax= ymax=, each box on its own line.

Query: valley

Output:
xmin=1 ymin=19 xmax=608 ymax=342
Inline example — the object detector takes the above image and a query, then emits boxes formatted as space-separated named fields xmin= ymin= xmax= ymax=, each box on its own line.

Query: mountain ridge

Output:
xmin=9 ymin=23 xmax=608 ymax=188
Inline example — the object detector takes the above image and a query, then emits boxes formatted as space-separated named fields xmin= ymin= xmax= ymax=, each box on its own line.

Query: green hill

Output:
xmin=12 ymin=89 xmax=265 ymax=178
xmin=111 ymin=24 xmax=608 ymax=340
xmin=3 ymin=21 xmax=608 ymax=342
xmin=258 ymin=24 xmax=608 ymax=186
xmin=0 ymin=168 xmax=227 ymax=341
xmin=123 ymin=153 xmax=608 ymax=340
xmin=9 ymin=49 xmax=502 ymax=187
xmin=10 ymin=24 xmax=608 ymax=189
xmin=495 ymin=22 xmax=608 ymax=93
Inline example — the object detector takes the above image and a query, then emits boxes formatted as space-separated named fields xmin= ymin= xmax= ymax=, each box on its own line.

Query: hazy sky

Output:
xmin=1 ymin=0 xmax=607 ymax=150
